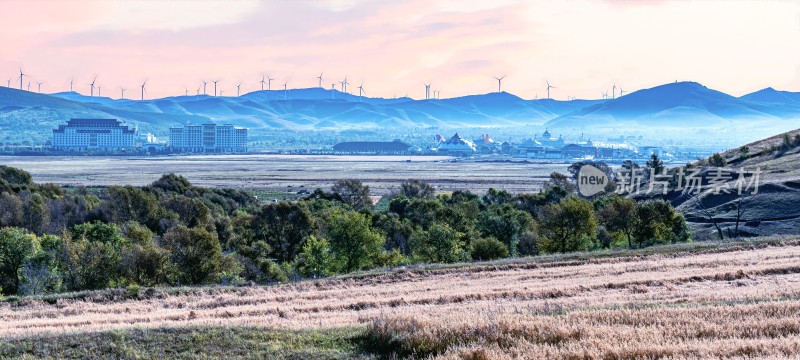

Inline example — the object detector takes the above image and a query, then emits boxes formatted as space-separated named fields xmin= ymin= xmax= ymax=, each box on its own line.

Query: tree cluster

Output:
xmin=0 ymin=166 xmax=689 ymax=296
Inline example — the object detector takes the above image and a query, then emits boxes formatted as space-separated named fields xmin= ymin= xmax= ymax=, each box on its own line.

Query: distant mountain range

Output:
xmin=1 ymin=82 xmax=799 ymax=137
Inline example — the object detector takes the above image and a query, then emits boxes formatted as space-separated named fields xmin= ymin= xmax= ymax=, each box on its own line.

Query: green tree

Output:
xmin=0 ymin=228 xmax=39 ymax=294
xmin=633 ymin=200 xmax=690 ymax=247
xmin=325 ymin=209 xmax=384 ymax=272
xmin=250 ymin=202 xmax=315 ymax=263
xmin=331 ymin=179 xmax=373 ymax=210
xmin=161 ymin=226 xmax=222 ymax=285
xmin=646 ymin=153 xmax=665 ymax=174
xmin=471 ymin=237 xmax=509 ymax=261
xmin=409 ymin=222 xmax=466 ymax=263
xmin=476 ymin=204 xmax=535 ymax=256
xmin=120 ymin=243 xmax=172 ymax=286
xmin=297 ymin=235 xmax=332 ymax=278
xmin=70 ymin=221 xmax=125 ymax=246
xmin=597 ymin=196 xmax=638 ymax=248
xmin=161 ymin=195 xmax=212 ymax=229
xmin=399 ymin=179 xmax=435 ymax=198
xmin=540 ymin=196 xmax=597 ymax=253
xmin=708 ymin=153 xmax=727 ymax=167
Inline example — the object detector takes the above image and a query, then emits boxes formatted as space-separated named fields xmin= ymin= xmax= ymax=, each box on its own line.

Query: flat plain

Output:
xmin=3 ymin=238 xmax=800 ymax=358
xmin=0 ymin=155 xmax=569 ymax=195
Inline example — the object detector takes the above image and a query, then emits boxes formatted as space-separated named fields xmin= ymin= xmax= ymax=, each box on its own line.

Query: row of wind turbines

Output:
xmin=6 ymin=67 xmax=629 ymax=101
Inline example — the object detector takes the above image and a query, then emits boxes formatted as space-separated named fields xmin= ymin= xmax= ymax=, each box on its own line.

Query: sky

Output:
xmin=1 ymin=0 xmax=799 ymax=100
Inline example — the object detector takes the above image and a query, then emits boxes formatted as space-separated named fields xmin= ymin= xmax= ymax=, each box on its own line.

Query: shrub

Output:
xmin=471 ymin=237 xmax=509 ymax=261
xmin=708 ymin=153 xmax=727 ymax=167
xmin=739 ymin=146 xmax=750 ymax=159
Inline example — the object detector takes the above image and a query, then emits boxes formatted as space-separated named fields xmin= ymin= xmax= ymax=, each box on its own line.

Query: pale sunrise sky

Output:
xmin=1 ymin=0 xmax=799 ymax=100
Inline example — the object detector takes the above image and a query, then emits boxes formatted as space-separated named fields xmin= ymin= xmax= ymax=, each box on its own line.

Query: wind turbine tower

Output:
xmin=494 ymin=75 xmax=505 ymax=93
xmin=357 ymin=83 xmax=365 ymax=100
xmin=202 ymin=80 xmax=208 ymax=95
xmin=121 ymin=88 xmax=126 ymax=99
xmin=18 ymin=68 xmax=25 ymax=90
xmin=283 ymin=81 xmax=288 ymax=100
xmin=424 ymin=83 xmax=431 ymax=99
xmin=260 ymin=75 xmax=266 ymax=91
xmin=546 ymin=80 xmax=555 ymax=99
xmin=140 ymin=80 xmax=147 ymax=100
xmin=89 ymin=76 xmax=97 ymax=97
xmin=236 ymin=82 xmax=242 ymax=97
xmin=267 ymin=75 xmax=274 ymax=91
xmin=213 ymin=80 xmax=219 ymax=96
xmin=619 ymin=86 xmax=626 ymax=97
xmin=612 ymin=82 xmax=616 ymax=99
xmin=317 ymin=73 xmax=324 ymax=88
xmin=37 ymin=82 xmax=44 ymax=93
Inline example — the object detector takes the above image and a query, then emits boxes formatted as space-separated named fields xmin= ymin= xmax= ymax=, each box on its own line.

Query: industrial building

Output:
xmin=169 ymin=123 xmax=248 ymax=153
xmin=52 ymin=118 xmax=136 ymax=152
xmin=332 ymin=139 xmax=420 ymax=154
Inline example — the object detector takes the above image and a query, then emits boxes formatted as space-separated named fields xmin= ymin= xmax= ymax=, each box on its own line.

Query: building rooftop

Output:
xmin=333 ymin=140 xmax=416 ymax=152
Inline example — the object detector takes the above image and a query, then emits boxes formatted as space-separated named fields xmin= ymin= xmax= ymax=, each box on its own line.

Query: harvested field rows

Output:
xmin=3 ymin=242 xmax=800 ymax=346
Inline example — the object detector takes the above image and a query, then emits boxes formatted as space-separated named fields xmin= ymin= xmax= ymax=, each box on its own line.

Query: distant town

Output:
xmin=0 ymin=117 xmax=718 ymax=162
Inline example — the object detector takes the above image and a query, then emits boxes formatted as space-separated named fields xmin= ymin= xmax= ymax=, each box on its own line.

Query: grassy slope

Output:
xmin=3 ymin=235 xmax=800 ymax=359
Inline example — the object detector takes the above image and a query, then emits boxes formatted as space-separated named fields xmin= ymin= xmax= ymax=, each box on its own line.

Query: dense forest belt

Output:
xmin=3 ymin=240 xmax=800 ymax=341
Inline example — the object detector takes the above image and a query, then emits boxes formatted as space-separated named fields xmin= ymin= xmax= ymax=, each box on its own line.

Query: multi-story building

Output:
xmin=169 ymin=123 xmax=247 ymax=153
xmin=52 ymin=118 xmax=136 ymax=152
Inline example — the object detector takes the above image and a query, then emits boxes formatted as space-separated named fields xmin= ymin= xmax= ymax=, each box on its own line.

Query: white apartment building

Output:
xmin=169 ymin=123 xmax=247 ymax=153
xmin=52 ymin=119 xmax=136 ymax=152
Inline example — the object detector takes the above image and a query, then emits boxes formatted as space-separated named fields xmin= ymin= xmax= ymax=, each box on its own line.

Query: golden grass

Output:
xmin=4 ymin=240 xmax=800 ymax=358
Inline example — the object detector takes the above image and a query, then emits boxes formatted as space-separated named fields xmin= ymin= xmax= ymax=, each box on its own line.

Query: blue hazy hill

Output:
xmin=545 ymin=82 xmax=797 ymax=129
xmin=740 ymin=87 xmax=800 ymax=105
xmin=4 ymin=82 xmax=800 ymax=137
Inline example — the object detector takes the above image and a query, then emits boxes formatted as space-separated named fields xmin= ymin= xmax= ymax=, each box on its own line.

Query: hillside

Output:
xmin=649 ymin=127 xmax=800 ymax=239
xmin=3 ymin=238 xmax=800 ymax=359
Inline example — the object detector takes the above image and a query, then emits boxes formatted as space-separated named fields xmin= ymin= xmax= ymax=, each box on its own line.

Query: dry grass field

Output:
xmin=3 ymin=238 xmax=800 ymax=358
xmin=0 ymin=155 xmax=569 ymax=195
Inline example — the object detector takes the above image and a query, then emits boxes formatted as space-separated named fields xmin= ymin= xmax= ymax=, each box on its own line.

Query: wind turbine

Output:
xmin=196 ymin=86 xmax=200 ymax=96
xmin=340 ymin=77 xmax=349 ymax=93
xmin=185 ymin=88 xmax=189 ymax=96
xmin=602 ymin=91 xmax=608 ymax=99
xmin=89 ymin=76 xmax=97 ymax=97
xmin=212 ymin=80 xmax=219 ymax=96
xmin=98 ymin=85 xmax=101 ymax=97
xmin=619 ymin=86 xmax=626 ymax=97
xmin=357 ymin=83 xmax=365 ymax=100
xmin=69 ymin=78 xmax=74 ymax=92
xmin=121 ymin=87 xmax=126 ymax=99
xmin=236 ymin=82 xmax=242 ymax=96
xmin=283 ymin=81 xmax=288 ymax=100
xmin=331 ymin=83 xmax=336 ymax=99
xmin=202 ymin=80 xmax=208 ymax=95
xmin=260 ymin=75 xmax=266 ymax=91
xmin=37 ymin=82 xmax=44 ymax=93
xmin=424 ymin=83 xmax=431 ymax=99
xmin=27 ymin=81 xmax=31 ymax=92
xmin=18 ymin=68 xmax=25 ymax=90
xmin=6 ymin=79 xmax=9 ymax=88
xmin=612 ymin=82 xmax=617 ymax=99
xmin=493 ymin=75 xmax=505 ymax=93
xmin=267 ymin=75 xmax=274 ymax=90
xmin=546 ymin=80 xmax=555 ymax=99
xmin=140 ymin=80 xmax=147 ymax=100
xmin=317 ymin=73 xmax=324 ymax=88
